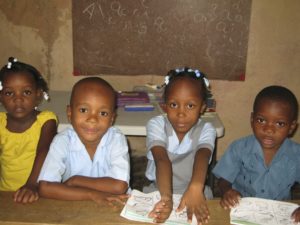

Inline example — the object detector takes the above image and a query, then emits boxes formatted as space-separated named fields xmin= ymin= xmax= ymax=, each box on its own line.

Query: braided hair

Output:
xmin=0 ymin=57 xmax=49 ymax=101
xmin=163 ymin=67 xmax=210 ymax=102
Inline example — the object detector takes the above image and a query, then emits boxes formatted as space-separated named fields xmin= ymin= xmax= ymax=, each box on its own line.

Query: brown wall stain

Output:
xmin=0 ymin=0 xmax=68 ymax=81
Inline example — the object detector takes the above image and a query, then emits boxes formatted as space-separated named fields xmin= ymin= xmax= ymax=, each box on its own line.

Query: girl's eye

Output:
xmin=186 ymin=103 xmax=195 ymax=109
xmin=169 ymin=102 xmax=177 ymax=108
xmin=4 ymin=91 xmax=13 ymax=96
xmin=99 ymin=111 xmax=108 ymax=117
xmin=276 ymin=121 xmax=286 ymax=127
xmin=23 ymin=90 xmax=32 ymax=96
xmin=79 ymin=108 xmax=88 ymax=113
xmin=256 ymin=117 xmax=265 ymax=124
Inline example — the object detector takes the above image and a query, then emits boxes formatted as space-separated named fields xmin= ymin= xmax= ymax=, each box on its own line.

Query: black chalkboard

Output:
xmin=72 ymin=0 xmax=252 ymax=80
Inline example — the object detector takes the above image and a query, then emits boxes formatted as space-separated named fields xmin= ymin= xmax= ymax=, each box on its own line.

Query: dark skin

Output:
xmin=149 ymin=77 xmax=212 ymax=224
xmin=0 ymin=72 xmax=57 ymax=204
xmin=218 ymin=98 xmax=300 ymax=222
xmin=39 ymin=79 xmax=128 ymax=206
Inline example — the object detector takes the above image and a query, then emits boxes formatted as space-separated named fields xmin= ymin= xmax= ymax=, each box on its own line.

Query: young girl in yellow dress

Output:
xmin=0 ymin=57 xmax=57 ymax=204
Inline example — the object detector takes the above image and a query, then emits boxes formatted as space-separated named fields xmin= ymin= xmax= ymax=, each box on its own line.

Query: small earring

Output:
xmin=34 ymin=106 xmax=38 ymax=110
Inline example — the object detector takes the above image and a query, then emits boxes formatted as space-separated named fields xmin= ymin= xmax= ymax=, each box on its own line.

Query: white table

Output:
xmin=1 ymin=91 xmax=224 ymax=137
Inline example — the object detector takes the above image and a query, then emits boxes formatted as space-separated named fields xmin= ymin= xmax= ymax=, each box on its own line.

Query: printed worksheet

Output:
xmin=120 ymin=189 xmax=197 ymax=225
xmin=230 ymin=197 xmax=299 ymax=225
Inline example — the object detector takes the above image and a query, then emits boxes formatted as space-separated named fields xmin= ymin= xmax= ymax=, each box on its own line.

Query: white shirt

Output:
xmin=145 ymin=115 xmax=216 ymax=181
xmin=38 ymin=126 xmax=130 ymax=184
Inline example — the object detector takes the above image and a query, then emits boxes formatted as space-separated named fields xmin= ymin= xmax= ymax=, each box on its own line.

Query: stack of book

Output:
xmin=117 ymin=91 xmax=150 ymax=107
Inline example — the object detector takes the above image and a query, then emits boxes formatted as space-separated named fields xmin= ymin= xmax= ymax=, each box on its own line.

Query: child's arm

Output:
xmin=63 ymin=176 xmax=128 ymax=194
xmin=14 ymin=119 xmax=57 ymax=204
xmin=39 ymin=180 xmax=127 ymax=205
xmin=148 ymin=146 xmax=173 ymax=224
xmin=177 ymin=148 xmax=211 ymax=225
xmin=291 ymin=207 xmax=300 ymax=223
xmin=218 ymin=178 xmax=241 ymax=209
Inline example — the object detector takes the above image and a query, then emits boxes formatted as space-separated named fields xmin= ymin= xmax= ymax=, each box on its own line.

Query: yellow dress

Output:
xmin=0 ymin=111 xmax=57 ymax=191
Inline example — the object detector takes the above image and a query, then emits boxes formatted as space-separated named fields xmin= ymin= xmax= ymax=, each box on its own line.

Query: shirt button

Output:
xmin=261 ymin=189 xmax=265 ymax=193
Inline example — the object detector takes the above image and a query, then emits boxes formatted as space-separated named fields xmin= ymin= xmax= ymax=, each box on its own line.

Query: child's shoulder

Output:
xmin=0 ymin=112 xmax=6 ymax=128
xmin=147 ymin=114 xmax=166 ymax=126
xmin=108 ymin=126 xmax=127 ymax=139
xmin=0 ymin=112 xmax=6 ymax=120
xmin=51 ymin=127 xmax=76 ymax=147
xmin=37 ymin=110 xmax=58 ymax=122
xmin=228 ymin=135 xmax=257 ymax=151
xmin=281 ymin=138 xmax=300 ymax=156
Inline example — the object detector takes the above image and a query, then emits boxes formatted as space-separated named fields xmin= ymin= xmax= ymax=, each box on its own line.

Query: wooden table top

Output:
xmin=0 ymin=191 xmax=230 ymax=225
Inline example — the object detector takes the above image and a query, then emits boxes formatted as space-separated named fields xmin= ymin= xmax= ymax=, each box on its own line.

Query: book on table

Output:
xmin=230 ymin=197 xmax=299 ymax=225
xmin=120 ymin=189 xmax=197 ymax=225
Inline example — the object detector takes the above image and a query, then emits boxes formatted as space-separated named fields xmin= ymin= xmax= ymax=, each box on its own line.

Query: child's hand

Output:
xmin=291 ymin=206 xmax=300 ymax=223
xmin=220 ymin=188 xmax=241 ymax=210
xmin=177 ymin=187 xmax=209 ymax=225
xmin=91 ymin=191 xmax=128 ymax=208
xmin=13 ymin=184 xmax=39 ymax=204
xmin=148 ymin=196 xmax=173 ymax=223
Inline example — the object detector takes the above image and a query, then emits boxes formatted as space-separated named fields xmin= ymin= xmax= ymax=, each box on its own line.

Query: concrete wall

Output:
xmin=0 ymin=0 xmax=299 ymax=158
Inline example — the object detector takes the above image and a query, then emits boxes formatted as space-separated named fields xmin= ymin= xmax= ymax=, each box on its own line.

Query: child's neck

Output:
xmin=6 ymin=111 xmax=38 ymax=133
xmin=176 ymin=132 xmax=187 ymax=143
xmin=263 ymin=148 xmax=278 ymax=166
xmin=84 ymin=141 xmax=101 ymax=160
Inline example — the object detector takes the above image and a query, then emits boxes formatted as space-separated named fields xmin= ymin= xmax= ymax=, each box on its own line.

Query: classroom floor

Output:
xmin=130 ymin=156 xmax=300 ymax=200
xmin=130 ymin=156 xmax=151 ymax=192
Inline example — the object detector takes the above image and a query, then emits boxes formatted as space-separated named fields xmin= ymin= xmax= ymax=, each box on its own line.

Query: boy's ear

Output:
xmin=67 ymin=105 xmax=72 ymax=122
xmin=110 ymin=111 xmax=116 ymax=126
xmin=289 ymin=120 xmax=298 ymax=136
xmin=160 ymin=103 xmax=167 ymax=113
xmin=250 ymin=112 xmax=254 ymax=122
xmin=200 ymin=103 xmax=206 ymax=115
xmin=250 ymin=112 xmax=254 ymax=128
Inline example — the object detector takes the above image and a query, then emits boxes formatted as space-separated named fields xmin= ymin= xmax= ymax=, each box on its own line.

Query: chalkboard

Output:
xmin=72 ymin=0 xmax=252 ymax=80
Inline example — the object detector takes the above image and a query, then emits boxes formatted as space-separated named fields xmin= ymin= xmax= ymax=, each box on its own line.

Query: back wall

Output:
xmin=0 ymin=0 xmax=299 ymax=158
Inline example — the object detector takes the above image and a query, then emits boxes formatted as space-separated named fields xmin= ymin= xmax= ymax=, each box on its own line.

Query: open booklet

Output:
xmin=120 ymin=189 xmax=197 ymax=225
xmin=230 ymin=197 xmax=299 ymax=225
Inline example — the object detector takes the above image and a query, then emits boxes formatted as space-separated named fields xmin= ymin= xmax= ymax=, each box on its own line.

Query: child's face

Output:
xmin=67 ymin=82 xmax=115 ymax=149
xmin=251 ymin=98 xmax=297 ymax=153
xmin=164 ymin=77 xmax=206 ymax=141
xmin=0 ymin=72 xmax=41 ymax=120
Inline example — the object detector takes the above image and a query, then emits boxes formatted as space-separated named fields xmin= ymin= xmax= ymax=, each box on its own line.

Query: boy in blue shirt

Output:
xmin=213 ymin=85 xmax=300 ymax=222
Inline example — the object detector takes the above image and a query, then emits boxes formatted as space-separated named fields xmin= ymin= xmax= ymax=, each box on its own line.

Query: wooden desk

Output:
xmin=0 ymin=192 xmax=230 ymax=225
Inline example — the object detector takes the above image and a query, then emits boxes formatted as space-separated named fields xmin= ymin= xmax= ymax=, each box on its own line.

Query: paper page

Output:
xmin=230 ymin=197 xmax=299 ymax=225
xmin=120 ymin=189 xmax=197 ymax=225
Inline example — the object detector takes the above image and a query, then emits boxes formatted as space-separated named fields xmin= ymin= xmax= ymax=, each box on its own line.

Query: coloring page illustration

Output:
xmin=230 ymin=197 xmax=299 ymax=225
xmin=121 ymin=189 xmax=197 ymax=225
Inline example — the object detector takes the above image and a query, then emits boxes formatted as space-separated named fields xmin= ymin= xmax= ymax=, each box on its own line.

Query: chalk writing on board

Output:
xmin=73 ymin=0 xmax=252 ymax=80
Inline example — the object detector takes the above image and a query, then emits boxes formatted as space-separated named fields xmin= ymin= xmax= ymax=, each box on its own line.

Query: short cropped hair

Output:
xmin=70 ymin=77 xmax=117 ymax=109
xmin=253 ymin=85 xmax=298 ymax=121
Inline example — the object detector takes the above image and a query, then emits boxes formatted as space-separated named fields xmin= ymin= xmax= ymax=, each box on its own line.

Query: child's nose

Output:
xmin=87 ymin=112 xmax=99 ymax=122
xmin=13 ymin=93 xmax=24 ymax=103
xmin=177 ymin=106 xmax=185 ymax=117
xmin=263 ymin=123 xmax=275 ymax=133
